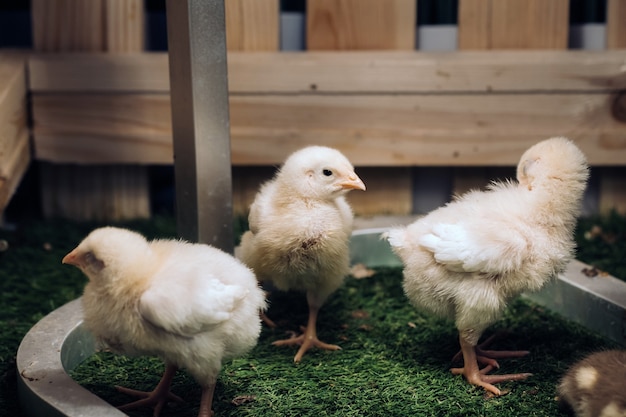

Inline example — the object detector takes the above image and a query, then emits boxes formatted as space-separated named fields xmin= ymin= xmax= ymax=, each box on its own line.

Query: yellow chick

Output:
xmin=63 ymin=227 xmax=266 ymax=417
xmin=386 ymin=137 xmax=589 ymax=395
xmin=239 ymin=146 xmax=366 ymax=362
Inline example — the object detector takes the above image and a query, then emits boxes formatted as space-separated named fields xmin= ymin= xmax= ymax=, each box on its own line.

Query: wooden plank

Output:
xmin=31 ymin=92 xmax=626 ymax=166
xmin=0 ymin=130 xmax=30 ymax=213
xmin=39 ymin=163 xmax=150 ymax=220
xmin=32 ymin=0 xmax=151 ymax=221
xmin=346 ymin=167 xmax=412 ymax=216
xmin=607 ymin=0 xmax=626 ymax=49
xmin=0 ymin=55 xmax=28 ymax=167
xmin=31 ymin=0 xmax=106 ymax=52
xmin=28 ymin=50 xmax=626 ymax=94
xmin=307 ymin=0 xmax=416 ymax=50
xmin=490 ymin=0 xmax=569 ymax=49
xmin=600 ymin=0 xmax=626 ymax=214
xmin=458 ymin=0 xmax=491 ymax=49
xmin=0 ymin=54 xmax=30 ymax=214
xmin=105 ymin=0 xmax=145 ymax=51
xmin=225 ymin=0 xmax=279 ymax=51
xmin=458 ymin=0 xmax=569 ymax=50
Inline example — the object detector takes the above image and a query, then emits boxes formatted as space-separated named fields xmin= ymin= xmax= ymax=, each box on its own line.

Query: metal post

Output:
xmin=165 ymin=0 xmax=233 ymax=252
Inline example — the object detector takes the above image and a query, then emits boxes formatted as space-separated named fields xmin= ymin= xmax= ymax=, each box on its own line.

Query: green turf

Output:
xmin=0 ymin=214 xmax=623 ymax=416
xmin=575 ymin=210 xmax=626 ymax=281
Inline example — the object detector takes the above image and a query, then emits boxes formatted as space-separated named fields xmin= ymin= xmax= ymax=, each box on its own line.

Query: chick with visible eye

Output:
xmin=239 ymin=146 xmax=366 ymax=362
xmin=63 ymin=227 xmax=266 ymax=417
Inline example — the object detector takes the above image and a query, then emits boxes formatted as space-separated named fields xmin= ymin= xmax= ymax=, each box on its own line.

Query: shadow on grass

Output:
xmin=70 ymin=267 xmax=616 ymax=417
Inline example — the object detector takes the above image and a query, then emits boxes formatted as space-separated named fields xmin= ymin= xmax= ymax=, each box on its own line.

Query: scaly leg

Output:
xmin=450 ymin=335 xmax=532 ymax=396
xmin=116 ymin=364 xmax=183 ymax=417
xmin=272 ymin=303 xmax=340 ymax=362
xmin=198 ymin=383 xmax=216 ymax=417
xmin=452 ymin=331 xmax=530 ymax=368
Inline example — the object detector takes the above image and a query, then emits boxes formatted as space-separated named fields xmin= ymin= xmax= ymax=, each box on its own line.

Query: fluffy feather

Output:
xmin=63 ymin=227 xmax=266 ymax=417
xmin=558 ymin=350 xmax=626 ymax=417
xmin=239 ymin=146 xmax=365 ymax=362
xmin=386 ymin=137 xmax=589 ymax=395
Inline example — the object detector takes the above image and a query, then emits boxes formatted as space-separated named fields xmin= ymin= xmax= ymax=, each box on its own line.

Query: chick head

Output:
xmin=62 ymin=227 xmax=152 ymax=282
xmin=517 ymin=137 xmax=589 ymax=192
xmin=278 ymin=146 xmax=366 ymax=199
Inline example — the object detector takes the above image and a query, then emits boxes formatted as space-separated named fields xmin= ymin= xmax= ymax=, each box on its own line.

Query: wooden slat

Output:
xmin=32 ymin=0 xmax=151 ymax=221
xmin=0 ymin=54 xmax=30 ymax=213
xmin=607 ymin=0 xmax=626 ymax=49
xmin=0 ymin=130 xmax=30 ymax=214
xmin=40 ymin=163 xmax=150 ymax=220
xmin=105 ymin=0 xmax=145 ymax=51
xmin=457 ymin=0 xmax=490 ymax=49
xmin=225 ymin=0 xmax=279 ymax=51
xmin=307 ymin=0 xmax=416 ymax=50
xmin=32 ymin=92 xmax=626 ymax=166
xmin=458 ymin=0 xmax=569 ymax=50
xmin=28 ymin=51 xmax=626 ymax=94
xmin=601 ymin=0 xmax=626 ymax=214
xmin=346 ymin=167 xmax=413 ymax=216
xmin=31 ymin=0 xmax=105 ymax=52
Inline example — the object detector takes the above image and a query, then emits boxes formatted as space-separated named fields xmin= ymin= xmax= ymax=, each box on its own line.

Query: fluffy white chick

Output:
xmin=386 ymin=137 xmax=589 ymax=395
xmin=558 ymin=350 xmax=626 ymax=417
xmin=63 ymin=227 xmax=266 ymax=417
xmin=239 ymin=146 xmax=365 ymax=362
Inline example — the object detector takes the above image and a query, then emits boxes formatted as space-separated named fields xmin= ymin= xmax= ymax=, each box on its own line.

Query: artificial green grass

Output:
xmin=0 ymin=213 xmax=623 ymax=417
xmin=67 ymin=267 xmax=617 ymax=417
xmin=575 ymin=210 xmax=626 ymax=281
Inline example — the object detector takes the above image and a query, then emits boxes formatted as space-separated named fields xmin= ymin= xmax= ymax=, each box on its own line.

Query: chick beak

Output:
xmin=339 ymin=174 xmax=366 ymax=191
xmin=62 ymin=249 xmax=80 ymax=266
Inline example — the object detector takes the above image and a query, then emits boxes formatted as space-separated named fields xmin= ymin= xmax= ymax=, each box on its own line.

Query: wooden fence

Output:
xmin=1 ymin=0 xmax=626 ymax=219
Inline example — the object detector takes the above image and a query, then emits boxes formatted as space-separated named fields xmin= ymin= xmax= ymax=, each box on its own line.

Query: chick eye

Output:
xmin=322 ymin=169 xmax=333 ymax=177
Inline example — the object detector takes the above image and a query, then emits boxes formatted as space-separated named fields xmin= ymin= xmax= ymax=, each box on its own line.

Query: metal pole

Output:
xmin=165 ymin=0 xmax=233 ymax=252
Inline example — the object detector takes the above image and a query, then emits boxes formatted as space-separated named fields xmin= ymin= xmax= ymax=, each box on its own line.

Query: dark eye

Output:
xmin=323 ymin=169 xmax=333 ymax=177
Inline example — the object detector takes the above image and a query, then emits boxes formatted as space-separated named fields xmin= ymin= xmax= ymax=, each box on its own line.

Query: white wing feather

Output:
xmin=139 ymin=271 xmax=248 ymax=337
xmin=419 ymin=223 xmax=527 ymax=274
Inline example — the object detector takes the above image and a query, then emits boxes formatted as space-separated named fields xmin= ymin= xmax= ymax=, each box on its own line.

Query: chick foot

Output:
xmin=451 ymin=337 xmax=532 ymax=396
xmin=272 ymin=304 xmax=340 ymax=362
xmin=116 ymin=364 xmax=183 ymax=417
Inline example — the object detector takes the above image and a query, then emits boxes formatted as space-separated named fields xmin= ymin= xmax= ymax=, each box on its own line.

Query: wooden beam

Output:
xmin=31 ymin=0 xmax=106 ymax=52
xmin=105 ymin=0 xmax=145 ymax=51
xmin=458 ymin=0 xmax=569 ymax=50
xmin=0 ymin=54 xmax=30 ymax=213
xmin=31 ymin=92 xmax=626 ymax=166
xmin=607 ymin=0 xmax=626 ymax=49
xmin=28 ymin=50 xmax=626 ymax=94
xmin=307 ymin=0 xmax=416 ymax=50
xmin=225 ymin=0 xmax=279 ymax=51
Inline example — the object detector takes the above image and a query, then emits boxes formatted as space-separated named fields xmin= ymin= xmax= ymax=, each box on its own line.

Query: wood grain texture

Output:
xmin=31 ymin=0 xmax=150 ymax=220
xmin=225 ymin=0 xmax=279 ymax=51
xmin=31 ymin=92 xmax=626 ymax=166
xmin=307 ymin=0 xmax=416 ymax=50
xmin=31 ymin=0 xmax=105 ymax=52
xmin=607 ymin=0 xmax=626 ymax=49
xmin=105 ymin=0 xmax=145 ymax=51
xmin=29 ymin=51 xmax=626 ymax=93
xmin=458 ymin=0 xmax=569 ymax=50
xmin=0 ymin=54 xmax=30 ymax=213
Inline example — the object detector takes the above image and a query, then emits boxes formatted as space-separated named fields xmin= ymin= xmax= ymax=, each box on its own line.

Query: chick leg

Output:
xmin=450 ymin=336 xmax=532 ymax=396
xmin=272 ymin=302 xmax=340 ymax=363
xmin=452 ymin=332 xmax=529 ymax=367
xmin=198 ymin=383 xmax=216 ymax=417
xmin=116 ymin=363 xmax=183 ymax=416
